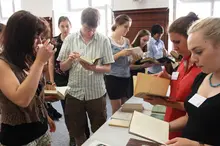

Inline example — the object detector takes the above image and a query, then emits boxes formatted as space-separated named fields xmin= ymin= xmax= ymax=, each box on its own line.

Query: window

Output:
xmin=53 ymin=0 xmax=113 ymax=36
xmin=92 ymin=0 xmax=111 ymax=7
xmin=176 ymin=1 xmax=211 ymax=18
xmin=70 ymin=0 xmax=89 ymax=9
xmin=213 ymin=1 xmax=220 ymax=16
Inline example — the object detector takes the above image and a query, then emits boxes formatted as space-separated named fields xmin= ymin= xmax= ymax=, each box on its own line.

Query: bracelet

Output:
xmin=46 ymin=81 xmax=52 ymax=85
xmin=46 ymin=81 xmax=56 ymax=85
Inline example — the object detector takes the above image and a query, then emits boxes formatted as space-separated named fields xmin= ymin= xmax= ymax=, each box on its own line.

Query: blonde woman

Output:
xmin=166 ymin=17 xmax=220 ymax=146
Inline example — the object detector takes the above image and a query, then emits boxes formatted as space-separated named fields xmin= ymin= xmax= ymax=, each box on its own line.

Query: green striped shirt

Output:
xmin=57 ymin=31 xmax=114 ymax=101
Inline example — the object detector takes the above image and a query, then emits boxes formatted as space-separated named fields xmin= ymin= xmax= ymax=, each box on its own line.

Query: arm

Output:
xmin=165 ymin=100 xmax=185 ymax=111
xmin=95 ymin=64 xmax=111 ymax=73
xmin=169 ymin=114 xmax=188 ymax=132
xmin=0 ymin=40 xmax=54 ymax=108
xmin=57 ymin=36 xmax=77 ymax=72
xmin=60 ymin=57 xmax=74 ymax=72
xmin=166 ymin=137 xmax=212 ymax=146
xmin=0 ymin=60 xmax=45 ymax=108
xmin=144 ymin=97 xmax=185 ymax=111
xmin=48 ymin=55 xmax=55 ymax=84
xmin=114 ymin=38 xmax=132 ymax=61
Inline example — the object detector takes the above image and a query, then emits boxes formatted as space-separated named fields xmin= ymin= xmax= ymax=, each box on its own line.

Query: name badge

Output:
xmin=188 ymin=93 xmax=207 ymax=108
xmin=171 ymin=72 xmax=179 ymax=80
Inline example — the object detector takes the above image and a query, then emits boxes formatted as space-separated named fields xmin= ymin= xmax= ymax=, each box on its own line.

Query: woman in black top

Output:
xmin=127 ymin=29 xmax=151 ymax=98
xmin=167 ymin=17 xmax=220 ymax=146
xmin=48 ymin=16 xmax=71 ymax=110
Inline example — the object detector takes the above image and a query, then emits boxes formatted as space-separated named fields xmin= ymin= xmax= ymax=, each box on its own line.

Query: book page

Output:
xmin=129 ymin=111 xmax=169 ymax=144
xmin=55 ymin=86 xmax=68 ymax=97
xmin=126 ymin=47 xmax=143 ymax=57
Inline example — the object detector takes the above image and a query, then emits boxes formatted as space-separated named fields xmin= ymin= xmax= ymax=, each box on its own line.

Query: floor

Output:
xmin=51 ymin=96 xmax=112 ymax=146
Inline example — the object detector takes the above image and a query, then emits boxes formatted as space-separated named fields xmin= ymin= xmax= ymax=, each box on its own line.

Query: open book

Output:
xmin=79 ymin=56 xmax=103 ymax=65
xmin=139 ymin=57 xmax=159 ymax=64
xmin=170 ymin=50 xmax=182 ymax=61
xmin=126 ymin=47 xmax=144 ymax=57
xmin=129 ymin=111 xmax=169 ymax=145
xmin=139 ymin=57 xmax=175 ymax=64
xmin=134 ymin=73 xmax=170 ymax=99
xmin=44 ymin=86 xmax=68 ymax=100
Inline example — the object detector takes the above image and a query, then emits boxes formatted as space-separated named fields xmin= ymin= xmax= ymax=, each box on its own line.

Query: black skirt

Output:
xmin=104 ymin=75 xmax=130 ymax=100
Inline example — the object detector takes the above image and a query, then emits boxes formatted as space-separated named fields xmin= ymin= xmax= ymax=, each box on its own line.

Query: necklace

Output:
xmin=209 ymin=73 xmax=220 ymax=87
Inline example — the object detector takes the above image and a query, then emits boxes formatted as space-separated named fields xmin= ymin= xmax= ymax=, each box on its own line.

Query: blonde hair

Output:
xmin=188 ymin=17 xmax=220 ymax=46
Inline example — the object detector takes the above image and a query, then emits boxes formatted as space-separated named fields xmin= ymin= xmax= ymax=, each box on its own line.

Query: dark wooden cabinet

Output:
xmin=43 ymin=17 xmax=53 ymax=39
xmin=114 ymin=8 xmax=169 ymax=49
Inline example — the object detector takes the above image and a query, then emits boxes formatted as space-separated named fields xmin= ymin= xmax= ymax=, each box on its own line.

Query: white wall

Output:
xmin=21 ymin=0 xmax=53 ymax=17
xmin=112 ymin=0 xmax=169 ymax=10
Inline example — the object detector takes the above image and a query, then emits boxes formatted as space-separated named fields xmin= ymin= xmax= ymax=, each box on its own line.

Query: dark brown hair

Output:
xmin=168 ymin=12 xmax=199 ymax=38
xmin=39 ymin=17 xmax=51 ymax=39
xmin=81 ymin=7 xmax=100 ymax=28
xmin=2 ymin=10 xmax=48 ymax=70
xmin=111 ymin=14 xmax=132 ymax=31
xmin=58 ymin=16 xmax=71 ymax=26
xmin=0 ymin=23 xmax=5 ymax=45
xmin=131 ymin=29 xmax=151 ymax=51
xmin=0 ymin=23 xmax=5 ymax=33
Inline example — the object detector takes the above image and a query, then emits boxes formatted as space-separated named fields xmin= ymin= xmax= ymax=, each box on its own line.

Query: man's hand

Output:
xmin=79 ymin=61 xmax=97 ymax=71
xmin=68 ymin=52 xmax=80 ymax=61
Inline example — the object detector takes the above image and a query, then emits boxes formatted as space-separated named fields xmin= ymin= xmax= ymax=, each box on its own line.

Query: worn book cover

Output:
xmin=121 ymin=103 xmax=144 ymax=113
xmin=134 ymin=73 xmax=170 ymax=99
xmin=129 ymin=111 xmax=169 ymax=144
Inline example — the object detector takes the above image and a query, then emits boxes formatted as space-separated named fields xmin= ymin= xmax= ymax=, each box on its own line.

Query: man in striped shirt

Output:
xmin=57 ymin=7 xmax=114 ymax=146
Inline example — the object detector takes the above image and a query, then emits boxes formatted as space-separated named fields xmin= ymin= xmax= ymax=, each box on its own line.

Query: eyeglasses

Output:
xmin=83 ymin=25 xmax=96 ymax=33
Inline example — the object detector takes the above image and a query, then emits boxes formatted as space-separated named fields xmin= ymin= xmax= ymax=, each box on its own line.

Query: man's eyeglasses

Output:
xmin=83 ymin=25 xmax=96 ymax=33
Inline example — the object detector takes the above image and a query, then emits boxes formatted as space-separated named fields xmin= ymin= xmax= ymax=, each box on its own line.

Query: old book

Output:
xmin=108 ymin=119 xmax=130 ymax=128
xmin=139 ymin=57 xmax=159 ymax=64
xmin=126 ymin=47 xmax=144 ymax=56
xmin=79 ymin=56 xmax=103 ymax=65
xmin=157 ymin=56 xmax=175 ymax=64
xmin=129 ymin=111 xmax=169 ymax=144
xmin=170 ymin=50 xmax=182 ymax=61
xmin=121 ymin=103 xmax=144 ymax=113
xmin=44 ymin=86 xmax=68 ymax=100
xmin=111 ymin=111 xmax=133 ymax=121
xmin=126 ymin=138 xmax=161 ymax=146
xmin=134 ymin=73 xmax=170 ymax=99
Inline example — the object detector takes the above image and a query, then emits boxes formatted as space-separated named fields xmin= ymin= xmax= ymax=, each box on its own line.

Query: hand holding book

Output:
xmin=69 ymin=52 xmax=80 ymax=61
xmin=144 ymin=95 xmax=168 ymax=106
xmin=79 ymin=61 xmax=97 ymax=71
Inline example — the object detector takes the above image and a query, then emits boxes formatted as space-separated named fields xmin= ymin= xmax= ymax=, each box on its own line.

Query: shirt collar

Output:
xmin=151 ymin=37 xmax=161 ymax=44
xmin=76 ymin=31 xmax=97 ymax=40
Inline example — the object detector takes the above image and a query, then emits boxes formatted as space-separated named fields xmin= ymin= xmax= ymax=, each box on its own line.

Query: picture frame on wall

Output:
xmin=0 ymin=0 xmax=14 ymax=19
